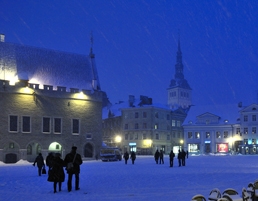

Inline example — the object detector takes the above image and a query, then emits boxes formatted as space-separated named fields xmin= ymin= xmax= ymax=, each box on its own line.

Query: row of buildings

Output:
xmin=0 ymin=33 xmax=257 ymax=163
xmin=102 ymin=39 xmax=258 ymax=156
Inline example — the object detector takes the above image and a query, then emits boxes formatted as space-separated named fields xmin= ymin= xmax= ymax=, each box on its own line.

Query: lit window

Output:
xmin=216 ymin=131 xmax=221 ymax=138
xmin=206 ymin=132 xmax=210 ymax=139
xmin=252 ymin=127 xmax=256 ymax=134
xmin=195 ymin=132 xmax=200 ymax=139
xmin=188 ymin=132 xmax=193 ymax=139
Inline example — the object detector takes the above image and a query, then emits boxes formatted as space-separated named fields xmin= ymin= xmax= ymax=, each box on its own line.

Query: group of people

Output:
xmin=33 ymin=146 xmax=82 ymax=193
xmin=152 ymin=149 xmax=188 ymax=167
xmin=123 ymin=151 xmax=136 ymax=164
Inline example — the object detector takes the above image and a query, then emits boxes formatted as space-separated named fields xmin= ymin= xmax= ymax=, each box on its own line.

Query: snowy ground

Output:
xmin=0 ymin=154 xmax=258 ymax=201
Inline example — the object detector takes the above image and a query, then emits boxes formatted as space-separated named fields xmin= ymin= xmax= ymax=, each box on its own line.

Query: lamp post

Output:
xmin=180 ymin=139 xmax=184 ymax=150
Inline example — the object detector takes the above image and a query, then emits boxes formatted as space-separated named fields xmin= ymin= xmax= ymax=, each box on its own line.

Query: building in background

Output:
xmin=0 ymin=34 xmax=104 ymax=163
xmin=102 ymin=39 xmax=191 ymax=155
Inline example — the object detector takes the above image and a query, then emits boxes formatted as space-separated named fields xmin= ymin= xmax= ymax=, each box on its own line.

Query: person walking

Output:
xmin=123 ymin=151 xmax=129 ymax=164
xmin=182 ymin=149 xmax=186 ymax=166
xmin=49 ymin=153 xmax=65 ymax=193
xmin=33 ymin=153 xmax=45 ymax=176
xmin=159 ymin=150 xmax=164 ymax=164
xmin=130 ymin=151 xmax=136 ymax=164
xmin=169 ymin=150 xmax=175 ymax=167
xmin=178 ymin=150 xmax=182 ymax=167
xmin=64 ymin=146 xmax=83 ymax=192
xmin=46 ymin=152 xmax=54 ymax=171
xmin=154 ymin=150 xmax=160 ymax=164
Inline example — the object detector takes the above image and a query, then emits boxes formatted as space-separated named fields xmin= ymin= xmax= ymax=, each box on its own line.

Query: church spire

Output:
xmin=174 ymin=33 xmax=184 ymax=80
xmin=89 ymin=31 xmax=95 ymax=58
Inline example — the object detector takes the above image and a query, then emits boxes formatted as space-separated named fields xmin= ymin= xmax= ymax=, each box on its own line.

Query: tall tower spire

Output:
xmin=167 ymin=34 xmax=192 ymax=110
xmin=89 ymin=31 xmax=95 ymax=58
xmin=175 ymin=34 xmax=184 ymax=80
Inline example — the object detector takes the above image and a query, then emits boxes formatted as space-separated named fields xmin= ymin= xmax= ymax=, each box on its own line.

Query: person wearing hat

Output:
xmin=64 ymin=146 xmax=82 ymax=192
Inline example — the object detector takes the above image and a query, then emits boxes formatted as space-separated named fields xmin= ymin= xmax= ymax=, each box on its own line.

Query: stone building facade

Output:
xmin=0 ymin=35 xmax=104 ymax=163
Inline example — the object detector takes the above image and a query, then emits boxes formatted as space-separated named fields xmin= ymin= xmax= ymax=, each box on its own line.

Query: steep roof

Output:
xmin=0 ymin=41 xmax=101 ymax=91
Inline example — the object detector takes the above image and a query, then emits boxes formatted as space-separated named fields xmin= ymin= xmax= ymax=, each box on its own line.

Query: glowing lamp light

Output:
xmin=115 ymin=135 xmax=122 ymax=143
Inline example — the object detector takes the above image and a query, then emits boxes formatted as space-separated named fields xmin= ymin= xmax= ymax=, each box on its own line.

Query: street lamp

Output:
xmin=114 ymin=135 xmax=122 ymax=149
xmin=180 ymin=139 xmax=184 ymax=150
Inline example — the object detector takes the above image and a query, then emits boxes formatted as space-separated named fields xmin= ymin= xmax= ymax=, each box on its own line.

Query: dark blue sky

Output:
xmin=1 ymin=0 xmax=258 ymax=107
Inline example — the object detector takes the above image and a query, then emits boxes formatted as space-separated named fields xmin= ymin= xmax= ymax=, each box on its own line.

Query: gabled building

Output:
xmin=0 ymin=34 xmax=104 ymax=163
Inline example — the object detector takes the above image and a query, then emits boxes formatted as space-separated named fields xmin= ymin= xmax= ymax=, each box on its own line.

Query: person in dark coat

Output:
xmin=159 ymin=150 xmax=164 ymax=164
xmin=130 ymin=151 xmax=136 ymax=164
xmin=64 ymin=146 xmax=83 ymax=192
xmin=186 ymin=150 xmax=189 ymax=158
xmin=178 ymin=150 xmax=182 ymax=167
xmin=46 ymin=152 xmax=54 ymax=171
xmin=181 ymin=149 xmax=186 ymax=166
xmin=123 ymin=151 xmax=129 ymax=164
xmin=169 ymin=150 xmax=175 ymax=167
xmin=49 ymin=153 xmax=65 ymax=193
xmin=33 ymin=153 xmax=45 ymax=176
xmin=154 ymin=150 xmax=160 ymax=164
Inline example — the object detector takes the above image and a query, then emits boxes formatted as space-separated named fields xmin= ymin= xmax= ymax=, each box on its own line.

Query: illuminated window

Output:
xmin=22 ymin=116 xmax=31 ymax=133
xmin=172 ymin=120 xmax=176 ymax=127
xmin=244 ymin=127 xmax=248 ymax=134
xmin=216 ymin=131 xmax=221 ymax=138
xmin=154 ymin=123 xmax=158 ymax=129
xmin=244 ymin=139 xmax=248 ymax=145
xmin=206 ymin=132 xmax=210 ymax=139
xmin=252 ymin=127 xmax=256 ymax=134
xmin=54 ymin=118 xmax=61 ymax=133
xmin=223 ymin=131 xmax=228 ymax=138
xmin=72 ymin=119 xmax=79 ymax=134
xmin=42 ymin=117 xmax=50 ymax=133
xmin=188 ymin=132 xmax=193 ymax=139
xmin=9 ymin=115 xmax=18 ymax=132
xmin=195 ymin=132 xmax=200 ymax=139
xmin=252 ymin=139 xmax=256 ymax=144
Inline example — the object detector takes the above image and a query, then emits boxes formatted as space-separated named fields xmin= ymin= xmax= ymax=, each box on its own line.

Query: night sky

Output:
xmin=1 ymin=0 xmax=258 ymax=107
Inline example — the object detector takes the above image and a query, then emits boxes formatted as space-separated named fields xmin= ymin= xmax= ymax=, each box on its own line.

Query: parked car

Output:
xmin=100 ymin=148 xmax=122 ymax=162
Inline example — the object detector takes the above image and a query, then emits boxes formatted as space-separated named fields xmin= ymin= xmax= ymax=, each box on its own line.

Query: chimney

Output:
xmin=129 ymin=95 xmax=135 ymax=107
xmin=0 ymin=34 xmax=5 ymax=42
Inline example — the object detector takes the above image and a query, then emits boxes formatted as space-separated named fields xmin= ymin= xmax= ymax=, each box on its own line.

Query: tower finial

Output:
xmin=90 ymin=31 xmax=94 ymax=54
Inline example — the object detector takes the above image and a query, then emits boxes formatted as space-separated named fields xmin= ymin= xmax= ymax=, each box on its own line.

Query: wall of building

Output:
xmin=0 ymin=80 xmax=103 ymax=163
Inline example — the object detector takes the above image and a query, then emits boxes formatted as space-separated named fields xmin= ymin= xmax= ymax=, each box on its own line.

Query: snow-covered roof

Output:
xmin=183 ymin=104 xmax=240 ymax=126
xmin=0 ymin=41 xmax=100 ymax=91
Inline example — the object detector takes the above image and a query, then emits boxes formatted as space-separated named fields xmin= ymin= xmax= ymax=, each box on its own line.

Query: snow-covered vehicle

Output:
xmin=100 ymin=148 xmax=122 ymax=162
